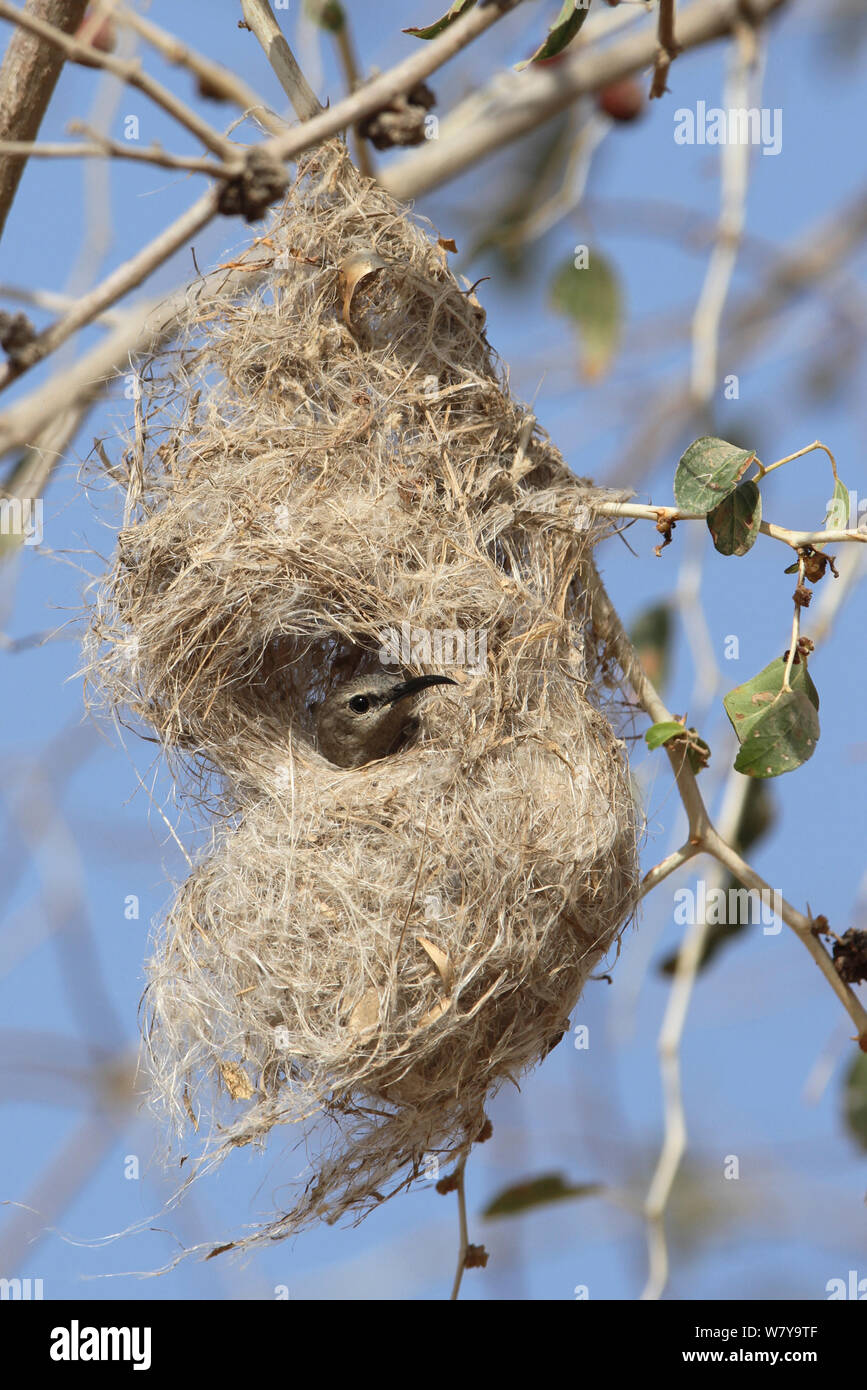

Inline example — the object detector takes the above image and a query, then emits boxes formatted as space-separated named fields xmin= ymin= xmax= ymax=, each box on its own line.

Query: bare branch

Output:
xmin=0 ymin=0 xmax=89 ymax=239
xmin=587 ymin=558 xmax=867 ymax=1045
xmin=0 ymin=134 xmax=229 ymax=177
xmin=690 ymin=23 xmax=755 ymax=402
xmin=0 ymin=0 xmax=233 ymax=157
xmin=0 ymin=281 xmax=124 ymax=321
xmin=240 ymin=0 xmax=323 ymax=121
xmin=0 ymin=189 xmax=220 ymax=442
xmin=382 ymin=0 xmax=788 ymax=202
xmin=592 ymin=500 xmax=867 ymax=550
xmin=328 ymin=4 xmax=375 ymax=180
xmin=0 ymin=251 xmax=268 ymax=465
xmin=261 ymin=0 xmax=513 ymax=167
xmin=449 ymin=1154 xmax=469 ymax=1301
xmin=115 ymin=2 xmax=287 ymax=136
xmin=650 ymin=0 xmax=682 ymax=98
xmin=607 ymin=186 xmax=867 ymax=488
xmin=641 ymin=770 xmax=753 ymax=1300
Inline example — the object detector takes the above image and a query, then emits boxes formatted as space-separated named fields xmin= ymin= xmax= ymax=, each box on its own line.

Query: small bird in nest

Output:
xmin=315 ymin=672 xmax=457 ymax=768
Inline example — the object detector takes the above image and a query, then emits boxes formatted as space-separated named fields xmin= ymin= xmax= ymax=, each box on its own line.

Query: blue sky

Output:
xmin=0 ymin=0 xmax=865 ymax=1300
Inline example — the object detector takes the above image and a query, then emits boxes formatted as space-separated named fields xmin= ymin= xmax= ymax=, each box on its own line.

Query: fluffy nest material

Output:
xmin=86 ymin=139 xmax=639 ymax=1251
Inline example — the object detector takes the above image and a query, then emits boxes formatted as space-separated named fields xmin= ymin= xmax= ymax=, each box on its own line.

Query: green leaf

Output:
xmin=482 ymin=1172 xmax=602 ymax=1220
xmin=550 ymin=250 xmax=622 ymax=378
xmin=724 ymin=655 xmax=819 ymax=739
xmin=725 ymin=657 xmax=820 ymax=777
xmin=645 ymin=722 xmax=709 ymax=773
xmin=644 ymin=720 xmax=686 ymax=751
xmin=843 ymin=1052 xmax=867 ymax=1152
xmin=629 ymin=602 xmax=672 ymax=691
xmin=516 ymin=0 xmax=592 ymax=69
xmin=674 ymin=436 xmax=757 ymax=514
xmin=707 ymin=479 xmax=762 ymax=556
xmin=732 ymin=689 xmax=819 ymax=778
xmin=404 ymin=0 xmax=476 ymax=39
xmin=824 ymin=476 xmax=850 ymax=531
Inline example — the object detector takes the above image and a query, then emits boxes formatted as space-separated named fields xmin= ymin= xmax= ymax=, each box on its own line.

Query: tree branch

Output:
xmin=587 ymin=558 xmax=867 ymax=1045
xmin=650 ymin=0 xmax=682 ymax=98
xmin=261 ymin=0 xmax=513 ymax=167
xmin=381 ymin=0 xmax=788 ymax=201
xmin=0 ymin=0 xmax=233 ymax=157
xmin=115 ymin=2 xmax=287 ymax=136
xmin=0 ymin=186 xmax=219 ymax=403
xmin=592 ymin=500 xmax=867 ymax=550
xmin=240 ymin=0 xmax=323 ymax=121
xmin=0 ymin=134 xmax=228 ymax=177
xmin=0 ymin=0 xmax=89 ymax=240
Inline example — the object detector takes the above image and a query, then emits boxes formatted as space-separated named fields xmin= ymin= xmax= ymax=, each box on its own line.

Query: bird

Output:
xmin=314 ymin=671 xmax=457 ymax=768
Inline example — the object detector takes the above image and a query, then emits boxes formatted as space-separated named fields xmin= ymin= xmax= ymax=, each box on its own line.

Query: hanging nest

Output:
xmin=86 ymin=140 xmax=639 ymax=1252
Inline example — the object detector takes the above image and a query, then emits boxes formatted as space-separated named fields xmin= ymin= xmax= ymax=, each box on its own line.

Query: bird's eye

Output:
xmin=348 ymin=694 xmax=370 ymax=713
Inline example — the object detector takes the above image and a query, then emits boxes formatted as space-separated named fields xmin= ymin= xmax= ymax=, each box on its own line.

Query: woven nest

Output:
xmin=86 ymin=140 xmax=639 ymax=1250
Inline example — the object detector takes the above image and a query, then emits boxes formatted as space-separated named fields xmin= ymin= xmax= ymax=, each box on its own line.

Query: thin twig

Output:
xmin=329 ymin=6 xmax=374 ymax=180
xmin=0 ymin=0 xmax=233 ymax=157
xmin=115 ymin=2 xmax=287 ymax=136
xmin=780 ymin=554 xmax=805 ymax=691
xmin=0 ymin=280 xmax=125 ymax=321
xmin=592 ymin=500 xmax=867 ymax=550
xmin=756 ymin=438 xmax=839 ymax=482
xmin=690 ymin=22 xmax=756 ymax=403
xmin=641 ymin=769 xmax=751 ymax=1299
xmin=0 ymin=135 xmax=229 ymax=176
xmin=449 ymin=1154 xmax=469 ymax=1301
xmin=650 ymin=0 xmax=682 ymax=98
xmin=0 ymin=186 xmax=220 ymax=401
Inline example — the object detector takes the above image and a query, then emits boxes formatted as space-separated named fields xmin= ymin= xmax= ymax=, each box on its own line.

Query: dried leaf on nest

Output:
xmin=417 ymin=935 xmax=456 ymax=992
xmin=338 ymin=251 xmax=388 ymax=326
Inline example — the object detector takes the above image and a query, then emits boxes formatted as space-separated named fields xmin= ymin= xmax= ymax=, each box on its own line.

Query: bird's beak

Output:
xmin=386 ymin=674 xmax=458 ymax=705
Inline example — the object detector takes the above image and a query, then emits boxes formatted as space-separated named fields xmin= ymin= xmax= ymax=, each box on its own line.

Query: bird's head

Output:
xmin=314 ymin=671 xmax=457 ymax=769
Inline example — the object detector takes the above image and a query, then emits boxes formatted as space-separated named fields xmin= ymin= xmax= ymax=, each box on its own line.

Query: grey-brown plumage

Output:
xmin=314 ymin=672 xmax=457 ymax=768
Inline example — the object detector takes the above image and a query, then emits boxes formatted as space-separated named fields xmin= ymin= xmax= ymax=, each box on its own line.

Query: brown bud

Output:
xmin=75 ymin=10 xmax=116 ymax=64
xmin=598 ymin=77 xmax=645 ymax=124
